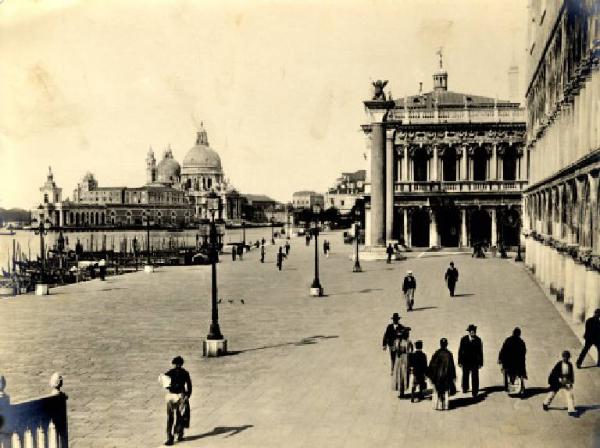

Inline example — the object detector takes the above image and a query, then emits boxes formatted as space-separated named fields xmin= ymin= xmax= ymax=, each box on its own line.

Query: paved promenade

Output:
xmin=1 ymin=232 xmax=599 ymax=448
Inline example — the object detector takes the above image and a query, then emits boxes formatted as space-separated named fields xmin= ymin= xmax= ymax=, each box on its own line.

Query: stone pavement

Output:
xmin=1 ymin=232 xmax=599 ymax=448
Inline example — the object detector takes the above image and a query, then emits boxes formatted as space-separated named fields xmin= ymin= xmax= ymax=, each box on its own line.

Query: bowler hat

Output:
xmin=466 ymin=324 xmax=477 ymax=332
xmin=172 ymin=356 xmax=184 ymax=366
xmin=391 ymin=312 xmax=401 ymax=321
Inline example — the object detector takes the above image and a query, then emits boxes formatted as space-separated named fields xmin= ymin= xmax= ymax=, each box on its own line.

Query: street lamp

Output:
xmin=241 ymin=213 xmax=246 ymax=247
xmin=32 ymin=217 xmax=50 ymax=295
xmin=144 ymin=212 xmax=154 ymax=273
xmin=309 ymin=204 xmax=324 ymax=297
xmin=203 ymin=191 xmax=227 ymax=357
xmin=353 ymin=209 xmax=362 ymax=273
xmin=270 ymin=217 xmax=275 ymax=245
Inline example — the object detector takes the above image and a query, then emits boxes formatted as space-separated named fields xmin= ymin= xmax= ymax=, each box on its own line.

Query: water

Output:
xmin=0 ymin=227 xmax=282 ymax=269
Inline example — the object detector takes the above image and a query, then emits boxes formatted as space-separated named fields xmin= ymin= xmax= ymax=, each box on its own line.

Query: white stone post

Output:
xmin=564 ymin=256 xmax=576 ymax=309
xmin=429 ymin=210 xmax=438 ymax=248
xmin=461 ymin=209 xmax=468 ymax=247
xmin=572 ymin=260 xmax=587 ymax=323
xmin=491 ymin=144 xmax=497 ymax=180
xmin=584 ymin=267 xmax=600 ymax=320
xmin=402 ymin=146 xmax=409 ymax=181
xmin=432 ymin=146 xmax=438 ymax=181
xmin=461 ymin=147 xmax=468 ymax=181
xmin=403 ymin=209 xmax=409 ymax=246
xmin=385 ymin=130 xmax=394 ymax=242
xmin=490 ymin=209 xmax=497 ymax=247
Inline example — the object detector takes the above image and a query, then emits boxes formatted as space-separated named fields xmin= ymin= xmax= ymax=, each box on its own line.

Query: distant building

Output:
xmin=31 ymin=125 xmax=245 ymax=227
xmin=523 ymin=1 xmax=600 ymax=323
xmin=242 ymin=194 xmax=277 ymax=222
xmin=292 ymin=191 xmax=325 ymax=210
xmin=324 ymin=170 xmax=365 ymax=215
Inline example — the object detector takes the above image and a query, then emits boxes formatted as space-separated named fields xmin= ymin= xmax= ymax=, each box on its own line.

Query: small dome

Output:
xmin=156 ymin=147 xmax=181 ymax=183
xmin=182 ymin=125 xmax=223 ymax=174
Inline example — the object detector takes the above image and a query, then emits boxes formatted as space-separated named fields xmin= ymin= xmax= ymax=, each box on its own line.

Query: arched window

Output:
xmin=502 ymin=147 xmax=518 ymax=181
xmin=413 ymin=149 xmax=428 ymax=182
xmin=473 ymin=148 xmax=487 ymax=181
xmin=442 ymin=147 xmax=457 ymax=181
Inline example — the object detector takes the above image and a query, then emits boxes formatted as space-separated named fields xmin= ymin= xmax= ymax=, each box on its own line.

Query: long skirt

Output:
xmin=392 ymin=353 xmax=410 ymax=395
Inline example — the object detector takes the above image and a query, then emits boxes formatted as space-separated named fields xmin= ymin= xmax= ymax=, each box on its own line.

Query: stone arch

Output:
xmin=470 ymin=208 xmax=491 ymax=245
xmin=502 ymin=146 xmax=518 ymax=181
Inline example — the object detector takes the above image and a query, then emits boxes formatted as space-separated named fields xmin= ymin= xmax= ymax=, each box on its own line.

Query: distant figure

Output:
xmin=382 ymin=313 xmax=404 ymax=375
xmin=444 ymin=262 xmax=459 ymax=297
xmin=427 ymin=338 xmax=457 ymax=411
xmin=458 ymin=324 xmax=483 ymax=397
xmin=386 ymin=243 xmax=394 ymax=264
xmin=410 ymin=340 xmax=428 ymax=402
xmin=98 ymin=259 xmax=107 ymax=281
xmin=543 ymin=350 xmax=576 ymax=416
xmin=260 ymin=244 xmax=265 ymax=263
xmin=276 ymin=246 xmax=283 ymax=271
xmin=285 ymin=241 xmax=291 ymax=256
xmin=237 ymin=244 xmax=244 ymax=260
xmin=163 ymin=356 xmax=192 ymax=445
xmin=393 ymin=328 xmax=413 ymax=398
xmin=402 ymin=270 xmax=416 ymax=312
xmin=305 ymin=234 xmax=311 ymax=246
xmin=498 ymin=327 xmax=527 ymax=395
xmin=323 ymin=240 xmax=330 ymax=258
xmin=261 ymin=238 xmax=266 ymax=246
xmin=576 ymin=308 xmax=600 ymax=368
xmin=231 ymin=247 xmax=236 ymax=261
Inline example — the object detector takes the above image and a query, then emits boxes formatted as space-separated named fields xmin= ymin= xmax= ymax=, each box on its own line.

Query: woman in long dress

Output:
xmin=392 ymin=328 xmax=414 ymax=398
xmin=427 ymin=338 xmax=457 ymax=410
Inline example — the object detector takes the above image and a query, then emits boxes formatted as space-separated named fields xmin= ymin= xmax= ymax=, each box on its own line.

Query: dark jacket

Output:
xmin=409 ymin=351 xmax=428 ymax=378
xmin=427 ymin=348 xmax=457 ymax=392
xmin=458 ymin=335 xmax=483 ymax=368
xmin=548 ymin=361 xmax=574 ymax=391
xmin=386 ymin=245 xmax=394 ymax=255
xmin=498 ymin=335 xmax=527 ymax=377
xmin=583 ymin=316 xmax=600 ymax=342
xmin=165 ymin=367 xmax=192 ymax=397
xmin=402 ymin=276 xmax=416 ymax=292
xmin=382 ymin=323 xmax=404 ymax=347
xmin=444 ymin=267 xmax=459 ymax=284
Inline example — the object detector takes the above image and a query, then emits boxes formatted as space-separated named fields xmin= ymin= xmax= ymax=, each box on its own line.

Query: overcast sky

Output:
xmin=0 ymin=0 xmax=527 ymax=209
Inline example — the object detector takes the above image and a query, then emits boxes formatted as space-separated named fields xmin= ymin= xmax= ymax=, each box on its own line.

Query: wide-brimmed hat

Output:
xmin=466 ymin=324 xmax=477 ymax=332
xmin=391 ymin=312 xmax=401 ymax=321
xmin=171 ymin=356 xmax=184 ymax=366
xmin=406 ymin=270 xmax=413 ymax=275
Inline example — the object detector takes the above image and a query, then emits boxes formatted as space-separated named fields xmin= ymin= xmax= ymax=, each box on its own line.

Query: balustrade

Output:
xmin=394 ymin=180 xmax=527 ymax=193
xmin=401 ymin=107 xmax=524 ymax=124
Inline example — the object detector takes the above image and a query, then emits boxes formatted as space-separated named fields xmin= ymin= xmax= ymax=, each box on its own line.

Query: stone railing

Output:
xmin=0 ymin=373 xmax=68 ymax=448
xmin=394 ymin=180 xmax=527 ymax=193
xmin=391 ymin=107 xmax=525 ymax=124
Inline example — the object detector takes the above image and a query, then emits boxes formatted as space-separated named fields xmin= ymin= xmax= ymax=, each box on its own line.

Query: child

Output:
xmin=543 ymin=350 xmax=576 ymax=416
xmin=410 ymin=340 xmax=428 ymax=402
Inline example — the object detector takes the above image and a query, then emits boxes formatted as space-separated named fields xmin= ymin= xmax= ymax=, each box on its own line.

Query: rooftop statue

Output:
xmin=372 ymin=80 xmax=388 ymax=101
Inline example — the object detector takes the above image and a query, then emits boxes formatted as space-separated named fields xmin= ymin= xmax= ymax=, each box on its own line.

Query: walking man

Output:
xmin=164 ymin=356 xmax=192 ymax=445
xmin=260 ymin=244 xmax=265 ymax=263
xmin=576 ymin=308 xmax=600 ymax=368
xmin=444 ymin=262 xmax=459 ymax=297
xmin=543 ymin=350 xmax=576 ymax=416
xmin=382 ymin=313 xmax=404 ymax=375
xmin=410 ymin=340 xmax=428 ymax=402
xmin=402 ymin=270 xmax=416 ymax=312
xmin=427 ymin=338 xmax=457 ymax=411
xmin=285 ymin=241 xmax=290 ymax=256
xmin=276 ymin=246 xmax=283 ymax=271
xmin=231 ymin=246 xmax=236 ymax=261
xmin=458 ymin=324 xmax=483 ymax=397
xmin=386 ymin=243 xmax=394 ymax=264
xmin=498 ymin=327 xmax=527 ymax=395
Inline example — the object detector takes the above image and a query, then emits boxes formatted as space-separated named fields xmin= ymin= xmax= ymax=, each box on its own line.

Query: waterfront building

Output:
xmin=523 ymin=0 xmax=600 ymax=323
xmin=324 ymin=170 xmax=365 ymax=215
xmin=292 ymin=191 xmax=325 ymax=210
xmin=362 ymin=57 xmax=527 ymax=249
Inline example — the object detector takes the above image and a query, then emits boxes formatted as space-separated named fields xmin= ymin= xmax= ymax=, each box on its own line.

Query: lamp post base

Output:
xmin=353 ymin=262 xmax=362 ymax=273
xmin=35 ymin=284 xmax=50 ymax=296
xmin=309 ymin=287 xmax=323 ymax=297
xmin=203 ymin=338 xmax=227 ymax=357
xmin=144 ymin=265 xmax=154 ymax=273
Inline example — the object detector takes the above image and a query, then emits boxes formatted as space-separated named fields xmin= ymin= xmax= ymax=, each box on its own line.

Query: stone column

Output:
xmin=461 ymin=209 xmax=468 ymax=247
xmin=572 ymin=259 xmax=587 ymax=322
xmin=564 ymin=255 xmax=576 ymax=310
xmin=556 ymin=184 xmax=564 ymax=240
xmin=385 ymin=130 xmax=394 ymax=242
xmin=429 ymin=209 xmax=438 ymax=248
xmin=402 ymin=146 xmax=409 ymax=181
xmin=365 ymin=208 xmax=372 ymax=247
xmin=461 ymin=146 xmax=468 ymax=181
xmin=584 ymin=266 xmax=599 ymax=320
xmin=403 ymin=209 xmax=409 ymax=247
xmin=525 ymin=237 xmax=533 ymax=269
xmin=550 ymin=247 xmax=559 ymax=294
xmin=490 ymin=209 xmax=497 ymax=247
xmin=432 ymin=146 xmax=438 ymax=181
xmin=556 ymin=251 xmax=566 ymax=301
xmin=369 ymin=122 xmax=386 ymax=247
xmin=491 ymin=144 xmax=497 ymax=180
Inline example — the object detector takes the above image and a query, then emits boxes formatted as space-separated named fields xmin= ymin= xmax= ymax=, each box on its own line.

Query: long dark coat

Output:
xmin=498 ymin=335 xmax=527 ymax=377
xmin=458 ymin=335 xmax=483 ymax=368
xmin=427 ymin=348 xmax=456 ymax=393
xmin=583 ymin=316 xmax=600 ymax=342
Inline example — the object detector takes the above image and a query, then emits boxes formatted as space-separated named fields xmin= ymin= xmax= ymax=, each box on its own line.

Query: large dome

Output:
xmin=182 ymin=126 xmax=223 ymax=174
xmin=156 ymin=147 xmax=181 ymax=183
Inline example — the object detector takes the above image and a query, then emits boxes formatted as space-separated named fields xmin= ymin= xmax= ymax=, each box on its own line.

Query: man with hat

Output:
xmin=458 ymin=324 xmax=484 ymax=397
xmin=383 ymin=313 xmax=405 ymax=375
xmin=576 ymin=308 xmax=600 ymax=368
xmin=164 ymin=356 xmax=192 ymax=445
xmin=402 ymin=270 xmax=417 ymax=312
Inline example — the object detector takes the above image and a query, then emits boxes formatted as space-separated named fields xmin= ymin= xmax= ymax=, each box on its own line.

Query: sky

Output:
xmin=0 ymin=0 xmax=527 ymax=209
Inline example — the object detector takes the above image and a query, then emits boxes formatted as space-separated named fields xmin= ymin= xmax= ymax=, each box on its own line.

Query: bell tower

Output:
xmin=146 ymin=146 xmax=156 ymax=184
xmin=433 ymin=48 xmax=448 ymax=92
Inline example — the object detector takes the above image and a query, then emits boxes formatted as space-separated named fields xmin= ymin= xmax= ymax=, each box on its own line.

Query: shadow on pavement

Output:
xmin=520 ymin=387 xmax=548 ymax=399
xmin=411 ymin=306 xmax=438 ymax=312
xmin=182 ymin=425 xmax=254 ymax=441
xmin=452 ymin=293 xmax=474 ymax=297
xmin=450 ymin=393 xmax=486 ymax=409
xmin=222 ymin=335 xmax=339 ymax=356
xmin=573 ymin=404 xmax=600 ymax=417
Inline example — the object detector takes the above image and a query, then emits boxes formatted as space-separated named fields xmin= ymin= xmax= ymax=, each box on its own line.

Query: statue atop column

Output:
xmin=372 ymin=80 xmax=388 ymax=101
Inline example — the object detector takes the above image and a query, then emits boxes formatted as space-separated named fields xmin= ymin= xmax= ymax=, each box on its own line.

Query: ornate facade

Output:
xmin=523 ymin=0 xmax=600 ymax=323
xmin=362 ymin=58 xmax=526 ymax=248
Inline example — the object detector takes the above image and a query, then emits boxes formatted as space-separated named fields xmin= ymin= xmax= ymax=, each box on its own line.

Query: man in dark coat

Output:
xmin=543 ymin=350 xmax=575 ymax=415
xmin=285 ymin=241 xmax=290 ymax=256
xmin=276 ymin=247 xmax=283 ymax=271
xmin=386 ymin=243 xmax=394 ymax=264
xmin=427 ymin=338 xmax=457 ymax=411
xmin=402 ymin=271 xmax=417 ymax=312
xmin=382 ymin=313 xmax=405 ymax=375
xmin=164 ymin=356 xmax=192 ymax=445
xmin=410 ymin=340 xmax=428 ymax=402
xmin=498 ymin=327 xmax=527 ymax=394
xmin=458 ymin=324 xmax=483 ymax=397
xmin=444 ymin=262 xmax=459 ymax=297
xmin=576 ymin=308 xmax=600 ymax=368
xmin=260 ymin=244 xmax=265 ymax=263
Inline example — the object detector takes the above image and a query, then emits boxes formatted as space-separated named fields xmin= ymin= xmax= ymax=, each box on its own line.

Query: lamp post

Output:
xmin=270 ymin=217 xmax=275 ymax=245
xmin=144 ymin=212 xmax=154 ymax=273
xmin=203 ymin=191 xmax=227 ymax=357
xmin=33 ymin=217 xmax=50 ymax=295
xmin=309 ymin=204 xmax=324 ymax=297
xmin=241 ymin=214 xmax=246 ymax=248
xmin=353 ymin=209 xmax=362 ymax=273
